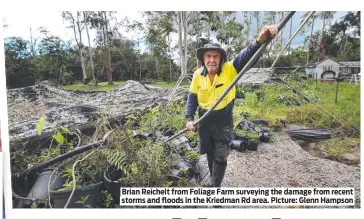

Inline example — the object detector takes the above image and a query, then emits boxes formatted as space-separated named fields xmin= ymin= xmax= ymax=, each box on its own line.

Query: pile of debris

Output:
xmin=7 ymin=80 xmax=187 ymax=141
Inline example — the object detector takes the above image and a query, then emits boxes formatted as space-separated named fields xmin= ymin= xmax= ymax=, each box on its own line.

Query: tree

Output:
xmin=62 ymin=11 xmax=87 ymax=83
xmin=87 ymin=11 xmax=116 ymax=85
xmin=318 ymin=11 xmax=336 ymax=61
xmin=243 ymin=12 xmax=252 ymax=45
xmin=4 ymin=37 xmax=34 ymax=87
xmin=83 ymin=11 xmax=97 ymax=85
xmin=213 ymin=12 xmax=244 ymax=59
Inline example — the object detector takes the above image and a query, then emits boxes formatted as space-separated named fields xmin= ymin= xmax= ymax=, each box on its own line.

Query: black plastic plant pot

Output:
xmin=50 ymin=182 xmax=103 ymax=208
xmin=167 ymin=168 xmax=182 ymax=181
xmin=247 ymin=141 xmax=258 ymax=151
xmin=153 ymin=131 xmax=163 ymax=138
xmin=132 ymin=130 xmax=145 ymax=139
xmin=27 ymin=167 xmax=64 ymax=201
xmin=12 ymin=167 xmax=63 ymax=208
xmin=179 ymin=136 xmax=189 ymax=143
xmin=234 ymin=134 xmax=249 ymax=142
xmin=163 ymin=128 xmax=174 ymax=136
xmin=142 ymin=132 xmax=153 ymax=138
xmin=179 ymin=136 xmax=192 ymax=150
xmin=229 ymin=140 xmax=247 ymax=152
xmin=12 ymin=171 xmax=38 ymax=208
xmin=171 ymin=138 xmax=182 ymax=147
xmin=103 ymin=166 xmax=126 ymax=200
xmin=174 ymin=161 xmax=195 ymax=176
xmin=259 ymin=132 xmax=269 ymax=142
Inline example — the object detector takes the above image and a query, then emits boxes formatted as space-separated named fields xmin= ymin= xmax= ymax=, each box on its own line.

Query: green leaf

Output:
xmin=31 ymin=202 xmax=38 ymax=208
xmin=61 ymin=126 xmax=72 ymax=135
xmin=36 ymin=115 xmax=46 ymax=136
xmin=53 ymin=131 xmax=65 ymax=145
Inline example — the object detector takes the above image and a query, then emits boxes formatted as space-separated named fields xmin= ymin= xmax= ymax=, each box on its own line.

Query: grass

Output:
xmin=63 ymin=81 xmax=125 ymax=91
xmin=234 ymin=78 xmax=360 ymax=163
xmin=235 ymin=79 xmax=360 ymax=132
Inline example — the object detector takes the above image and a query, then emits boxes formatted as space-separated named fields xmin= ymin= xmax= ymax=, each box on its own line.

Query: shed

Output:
xmin=338 ymin=61 xmax=361 ymax=76
xmin=237 ymin=68 xmax=272 ymax=85
xmin=314 ymin=59 xmax=340 ymax=79
xmin=305 ymin=65 xmax=316 ymax=77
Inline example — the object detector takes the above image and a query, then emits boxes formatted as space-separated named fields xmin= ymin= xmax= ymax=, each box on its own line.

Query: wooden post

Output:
xmin=335 ymin=77 xmax=340 ymax=104
xmin=316 ymin=72 xmax=318 ymax=88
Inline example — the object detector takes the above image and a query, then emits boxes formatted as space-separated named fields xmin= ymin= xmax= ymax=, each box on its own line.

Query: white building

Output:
xmin=314 ymin=59 xmax=340 ymax=79
xmin=313 ymin=59 xmax=361 ymax=79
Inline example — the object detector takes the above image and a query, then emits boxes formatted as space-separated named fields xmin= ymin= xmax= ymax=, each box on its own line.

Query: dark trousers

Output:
xmin=198 ymin=112 xmax=233 ymax=163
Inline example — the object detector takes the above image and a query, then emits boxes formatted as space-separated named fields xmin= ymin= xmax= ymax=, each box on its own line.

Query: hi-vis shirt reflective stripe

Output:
xmin=189 ymin=60 xmax=238 ymax=111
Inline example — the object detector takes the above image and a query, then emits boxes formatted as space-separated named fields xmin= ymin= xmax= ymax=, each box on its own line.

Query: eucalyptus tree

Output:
xmin=62 ymin=11 xmax=87 ymax=83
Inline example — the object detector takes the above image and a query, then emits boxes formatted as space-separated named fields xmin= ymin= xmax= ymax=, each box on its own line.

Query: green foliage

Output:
xmin=318 ymin=137 xmax=360 ymax=164
xmin=235 ymin=129 xmax=260 ymax=143
xmin=99 ymin=149 xmax=128 ymax=174
xmin=187 ymin=151 xmax=200 ymax=163
xmin=104 ymin=193 xmax=114 ymax=208
xmin=36 ymin=115 xmax=46 ymax=136
xmin=63 ymin=81 xmax=125 ymax=91
xmin=139 ymin=101 xmax=187 ymax=132
xmin=235 ymin=80 xmax=360 ymax=136
xmin=31 ymin=202 xmax=38 ymax=209
xmin=97 ymin=190 xmax=114 ymax=208
xmin=60 ymin=151 xmax=109 ymax=188
xmin=75 ymin=195 xmax=91 ymax=208
xmin=53 ymin=130 xmax=65 ymax=145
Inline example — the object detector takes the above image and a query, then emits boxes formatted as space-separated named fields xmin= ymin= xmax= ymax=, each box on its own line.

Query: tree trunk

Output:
xmin=29 ymin=27 xmax=36 ymax=58
xmin=139 ymin=55 xmax=142 ymax=80
xmin=183 ymin=11 xmax=188 ymax=75
xmin=342 ymin=34 xmax=348 ymax=59
xmin=256 ymin=12 xmax=260 ymax=35
xmin=178 ymin=12 xmax=184 ymax=77
xmin=79 ymin=49 xmax=86 ymax=83
xmin=289 ymin=17 xmax=292 ymax=55
xmin=319 ymin=12 xmax=326 ymax=62
xmin=76 ymin=12 xmax=87 ymax=83
xmin=307 ymin=16 xmax=315 ymax=66
xmin=156 ymin=58 xmax=159 ymax=79
xmin=103 ymin=12 xmax=113 ymax=85
xmin=168 ymin=35 xmax=172 ymax=82
xmin=83 ymin=12 xmax=96 ymax=86
xmin=280 ymin=12 xmax=284 ymax=46
xmin=170 ymin=59 xmax=172 ymax=82
xmin=245 ymin=12 xmax=251 ymax=45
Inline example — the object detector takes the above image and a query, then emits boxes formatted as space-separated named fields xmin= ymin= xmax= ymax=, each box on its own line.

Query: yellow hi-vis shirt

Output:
xmin=189 ymin=60 xmax=238 ymax=111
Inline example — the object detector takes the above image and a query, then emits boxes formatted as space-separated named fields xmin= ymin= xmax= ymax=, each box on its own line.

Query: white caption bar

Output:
xmin=119 ymin=187 xmax=356 ymax=206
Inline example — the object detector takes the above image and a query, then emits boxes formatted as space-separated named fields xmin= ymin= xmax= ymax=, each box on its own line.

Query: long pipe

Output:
xmin=22 ymin=131 xmax=113 ymax=175
xmin=164 ymin=11 xmax=296 ymax=143
xmin=28 ymin=141 xmax=104 ymax=173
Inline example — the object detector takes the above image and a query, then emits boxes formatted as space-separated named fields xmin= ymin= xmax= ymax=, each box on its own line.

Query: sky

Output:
xmin=2 ymin=11 xmax=349 ymax=56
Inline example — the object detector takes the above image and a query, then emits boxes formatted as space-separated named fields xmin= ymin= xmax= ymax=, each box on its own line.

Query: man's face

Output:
xmin=203 ymin=50 xmax=221 ymax=74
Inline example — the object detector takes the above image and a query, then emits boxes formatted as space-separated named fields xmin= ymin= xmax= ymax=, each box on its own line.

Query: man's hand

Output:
xmin=257 ymin=25 xmax=278 ymax=44
xmin=186 ymin=121 xmax=196 ymax=132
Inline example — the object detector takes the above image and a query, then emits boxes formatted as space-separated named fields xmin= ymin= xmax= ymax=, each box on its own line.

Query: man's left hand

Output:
xmin=257 ymin=25 xmax=279 ymax=44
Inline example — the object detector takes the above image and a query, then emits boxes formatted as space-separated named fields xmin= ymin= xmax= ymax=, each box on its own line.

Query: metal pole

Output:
xmin=335 ymin=77 xmax=340 ymax=104
xmin=164 ymin=11 xmax=296 ymax=143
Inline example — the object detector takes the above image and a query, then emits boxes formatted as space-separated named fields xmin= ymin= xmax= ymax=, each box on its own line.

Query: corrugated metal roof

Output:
xmin=237 ymin=68 xmax=272 ymax=84
xmin=338 ymin=61 xmax=361 ymax=67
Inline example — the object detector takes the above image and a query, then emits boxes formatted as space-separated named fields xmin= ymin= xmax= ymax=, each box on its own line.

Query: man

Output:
xmin=185 ymin=25 xmax=278 ymax=187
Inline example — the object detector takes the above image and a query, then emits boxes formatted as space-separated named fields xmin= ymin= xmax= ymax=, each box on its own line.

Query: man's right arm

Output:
xmin=186 ymin=71 xmax=199 ymax=122
xmin=186 ymin=92 xmax=198 ymax=122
